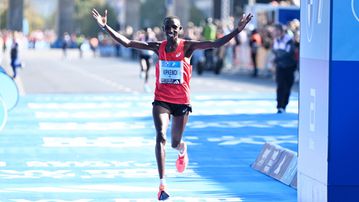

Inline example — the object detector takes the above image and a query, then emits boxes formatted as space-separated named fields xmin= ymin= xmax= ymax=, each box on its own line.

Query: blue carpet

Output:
xmin=0 ymin=93 xmax=298 ymax=201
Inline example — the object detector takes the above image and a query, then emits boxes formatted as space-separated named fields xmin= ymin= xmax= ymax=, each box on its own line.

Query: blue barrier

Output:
xmin=0 ymin=67 xmax=6 ymax=74
xmin=0 ymin=67 xmax=19 ymax=111
xmin=0 ymin=96 xmax=7 ymax=131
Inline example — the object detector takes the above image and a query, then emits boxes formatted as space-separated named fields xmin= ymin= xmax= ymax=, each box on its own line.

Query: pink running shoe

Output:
xmin=157 ymin=184 xmax=170 ymax=200
xmin=176 ymin=142 xmax=189 ymax=173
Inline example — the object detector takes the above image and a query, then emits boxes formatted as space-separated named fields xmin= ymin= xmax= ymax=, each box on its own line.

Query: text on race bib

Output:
xmin=159 ymin=60 xmax=184 ymax=84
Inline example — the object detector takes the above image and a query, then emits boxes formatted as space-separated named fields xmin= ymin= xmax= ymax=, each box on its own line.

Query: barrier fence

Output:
xmin=0 ymin=66 xmax=19 ymax=131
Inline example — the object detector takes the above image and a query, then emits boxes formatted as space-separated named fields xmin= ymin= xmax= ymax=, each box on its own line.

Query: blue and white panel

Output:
xmin=298 ymin=59 xmax=329 ymax=183
xmin=299 ymin=0 xmax=331 ymax=201
xmin=300 ymin=0 xmax=330 ymax=60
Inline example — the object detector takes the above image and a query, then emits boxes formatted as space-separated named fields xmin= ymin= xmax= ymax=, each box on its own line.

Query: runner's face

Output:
xmin=163 ymin=18 xmax=181 ymax=41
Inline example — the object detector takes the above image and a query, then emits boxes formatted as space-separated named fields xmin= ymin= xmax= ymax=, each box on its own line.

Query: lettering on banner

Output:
xmin=352 ymin=0 xmax=359 ymax=22
xmin=252 ymin=143 xmax=298 ymax=188
xmin=0 ymin=170 xmax=75 ymax=179
xmin=0 ymin=168 xmax=188 ymax=179
xmin=26 ymin=161 xmax=135 ymax=168
xmin=306 ymin=0 xmax=324 ymax=42
xmin=309 ymin=88 xmax=316 ymax=150
xmin=307 ymin=0 xmax=314 ymax=42
xmin=269 ymin=150 xmax=297 ymax=186
xmin=317 ymin=0 xmax=323 ymax=24
xmin=309 ymin=88 xmax=316 ymax=132
xmin=251 ymin=143 xmax=281 ymax=174
xmin=42 ymin=137 xmax=153 ymax=148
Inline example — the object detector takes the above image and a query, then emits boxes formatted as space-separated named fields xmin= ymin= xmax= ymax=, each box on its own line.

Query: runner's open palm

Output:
xmin=237 ymin=13 xmax=253 ymax=32
xmin=92 ymin=9 xmax=107 ymax=28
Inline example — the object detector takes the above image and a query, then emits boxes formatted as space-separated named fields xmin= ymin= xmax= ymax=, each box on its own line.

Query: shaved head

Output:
xmin=163 ymin=16 xmax=181 ymax=26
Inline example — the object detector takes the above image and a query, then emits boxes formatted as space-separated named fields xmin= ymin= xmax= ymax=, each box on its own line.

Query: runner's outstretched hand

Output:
xmin=92 ymin=8 xmax=107 ymax=28
xmin=237 ymin=13 xmax=253 ymax=32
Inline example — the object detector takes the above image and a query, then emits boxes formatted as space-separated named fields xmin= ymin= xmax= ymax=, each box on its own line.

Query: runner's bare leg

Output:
xmin=153 ymin=105 xmax=171 ymax=179
xmin=171 ymin=113 xmax=189 ymax=149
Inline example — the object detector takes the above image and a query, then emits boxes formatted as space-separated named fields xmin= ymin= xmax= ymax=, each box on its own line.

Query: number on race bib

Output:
xmin=159 ymin=60 xmax=184 ymax=84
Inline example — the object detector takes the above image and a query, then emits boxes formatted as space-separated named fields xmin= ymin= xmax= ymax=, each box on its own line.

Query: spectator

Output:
xmin=89 ymin=37 xmax=99 ymax=57
xmin=62 ymin=32 xmax=71 ymax=58
xmin=249 ymin=29 xmax=262 ymax=77
xmin=202 ymin=18 xmax=217 ymax=69
xmin=76 ymin=34 xmax=85 ymax=58
xmin=10 ymin=38 xmax=23 ymax=79
xmin=272 ymin=24 xmax=297 ymax=113
xmin=138 ymin=27 xmax=157 ymax=92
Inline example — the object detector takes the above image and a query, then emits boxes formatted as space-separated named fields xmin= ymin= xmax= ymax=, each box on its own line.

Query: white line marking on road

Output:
xmin=61 ymin=64 xmax=139 ymax=93
xmin=0 ymin=161 xmax=6 ymax=167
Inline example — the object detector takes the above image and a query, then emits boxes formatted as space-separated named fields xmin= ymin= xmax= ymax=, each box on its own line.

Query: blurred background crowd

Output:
xmin=0 ymin=0 xmax=300 ymax=78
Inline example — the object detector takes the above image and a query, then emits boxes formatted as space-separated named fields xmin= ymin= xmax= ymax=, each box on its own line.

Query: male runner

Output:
xmin=92 ymin=9 xmax=252 ymax=200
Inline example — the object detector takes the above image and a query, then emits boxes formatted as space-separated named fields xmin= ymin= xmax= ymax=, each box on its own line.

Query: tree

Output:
xmin=74 ymin=0 xmax=117 ymax=37
xmin=0 ymin=1 xmax=7 ymax=29
xmin=140 ymin=0 xmax=166 ymax=28
xmin=24 ymin=2 xmax=46 ymax=32
xmin=189 ymin=4 xmax=206 ymax=26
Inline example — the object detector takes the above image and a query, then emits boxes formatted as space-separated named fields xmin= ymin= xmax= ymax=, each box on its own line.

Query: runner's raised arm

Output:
xmin=91 ymin=9 xmax=160 ymax=53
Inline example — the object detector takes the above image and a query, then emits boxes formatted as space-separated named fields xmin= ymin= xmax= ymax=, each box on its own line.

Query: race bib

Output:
xmin=159 ymin=60 xmax=183 ymax=84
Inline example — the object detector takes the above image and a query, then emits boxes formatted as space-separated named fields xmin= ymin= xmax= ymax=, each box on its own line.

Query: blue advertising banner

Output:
xmin=300 ymin=0 xmax=359 ymax=201
xmin=277 ymin=8 xmax=300 ymax=25
xmin=328 ymin=60 xmax=359 ymax=185
xmin=332 ymin=0 xmax=359 ymax=61
xmin=330 ymin=0 xmax=359 ymax=189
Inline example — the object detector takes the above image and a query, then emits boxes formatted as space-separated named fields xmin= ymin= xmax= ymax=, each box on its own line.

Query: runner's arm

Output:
xmin=103 ymin=24 xmax=159 ymax=52
xmin=92 ymin=8 xmax=160 ymax=52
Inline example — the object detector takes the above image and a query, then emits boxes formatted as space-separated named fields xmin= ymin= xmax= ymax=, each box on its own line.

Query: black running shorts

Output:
xmin=152 ymin=100 xmax=192 ymax=116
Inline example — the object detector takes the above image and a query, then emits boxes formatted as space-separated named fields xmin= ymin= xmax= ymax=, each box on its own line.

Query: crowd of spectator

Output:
xmin=0 ymin=15 xmax=300 ymax=79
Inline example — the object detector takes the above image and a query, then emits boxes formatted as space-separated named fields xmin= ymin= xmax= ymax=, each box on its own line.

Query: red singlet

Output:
xmin=154 ymin=39 xmax=192 ymax=104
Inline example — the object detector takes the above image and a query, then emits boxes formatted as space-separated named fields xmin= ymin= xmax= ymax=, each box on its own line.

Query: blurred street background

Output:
xmin=0 ymin=0 xmax=300 ymax=201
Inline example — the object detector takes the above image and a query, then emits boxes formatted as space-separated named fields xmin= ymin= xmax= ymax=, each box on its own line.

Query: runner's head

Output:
xmin=162 ymin=16 xmax=182 ymax=41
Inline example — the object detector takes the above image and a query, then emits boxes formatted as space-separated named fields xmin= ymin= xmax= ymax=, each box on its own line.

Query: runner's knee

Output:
xmin=156 ymin=132 xmax=166 ymax=144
